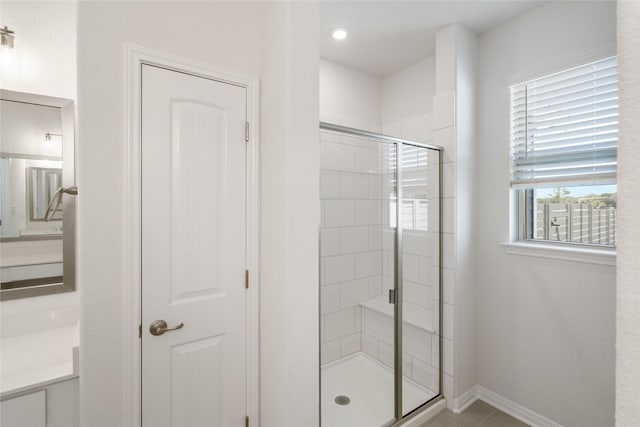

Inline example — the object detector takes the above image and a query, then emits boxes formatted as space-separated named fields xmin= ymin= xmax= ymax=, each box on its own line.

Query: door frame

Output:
xmin=123 ymin=44 xmax=260 ymax=427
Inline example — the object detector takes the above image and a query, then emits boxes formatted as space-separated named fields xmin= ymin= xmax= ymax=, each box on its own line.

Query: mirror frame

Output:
xmin=0 ymin=89 xmax=76 ymax=300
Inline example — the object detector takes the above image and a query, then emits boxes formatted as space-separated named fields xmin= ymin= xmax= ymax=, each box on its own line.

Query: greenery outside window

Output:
xmin=510 ymin=56 xmax=618 ymax=248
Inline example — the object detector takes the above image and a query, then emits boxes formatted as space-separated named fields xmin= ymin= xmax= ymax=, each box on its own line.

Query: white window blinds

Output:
xmin=510 ymin=56 xmax=618 ymax=188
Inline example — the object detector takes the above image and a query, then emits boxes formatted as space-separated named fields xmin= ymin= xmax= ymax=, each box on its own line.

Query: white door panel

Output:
xmin=141 ymin=64 xmax=247 ymax=427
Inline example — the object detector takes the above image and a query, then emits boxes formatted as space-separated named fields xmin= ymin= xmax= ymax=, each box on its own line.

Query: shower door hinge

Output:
xmin=138 ymin=324 xmax=142 ymax=339
xmin=388 ymin=288 xmax=397 ymax=304
xmin=245 ymin=121 xmax=250 ymax=142
xmin=245 ymin=269 xmax=249 ymax=289
xmin=245 ymin=416 xmax=249 ymax=427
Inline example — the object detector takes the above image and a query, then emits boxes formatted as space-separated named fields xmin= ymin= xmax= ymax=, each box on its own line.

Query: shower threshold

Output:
xmin=321 ymin=353 xmax=436 ymax=427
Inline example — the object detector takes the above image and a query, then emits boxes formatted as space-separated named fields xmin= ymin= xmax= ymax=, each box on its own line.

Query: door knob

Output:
xmin=149 ymin=320 xmax=184 ymax=336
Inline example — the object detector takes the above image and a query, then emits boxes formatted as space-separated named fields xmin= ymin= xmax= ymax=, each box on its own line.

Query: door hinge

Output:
xmin=388 ymin=288 xmax=397 ymax=304
xmin=139 ymin=324 xmax=142 ymax=339
xmin=245 ymin=416 xmax=249 ymax=427
xmin=245 ymin=269 xmax=249 ymax=289
xmin=245 ymin=121 xmax=250 ymax=142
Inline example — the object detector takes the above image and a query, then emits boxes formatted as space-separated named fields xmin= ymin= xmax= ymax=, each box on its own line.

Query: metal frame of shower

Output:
xmin=318 ymin=122 xmax=444 ymax=426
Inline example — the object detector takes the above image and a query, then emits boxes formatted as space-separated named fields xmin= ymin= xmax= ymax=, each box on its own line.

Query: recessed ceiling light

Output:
xmin=332 ymin=28 xmax=348 ymax=40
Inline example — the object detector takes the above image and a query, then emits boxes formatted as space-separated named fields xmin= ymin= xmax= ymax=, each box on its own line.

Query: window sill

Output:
xmin=501 ymin=241 xmax=616 ymax=266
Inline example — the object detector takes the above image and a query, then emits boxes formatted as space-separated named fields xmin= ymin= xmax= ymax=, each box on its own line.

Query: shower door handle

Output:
xmin=149 ymin=320 xmax=184 ymax=336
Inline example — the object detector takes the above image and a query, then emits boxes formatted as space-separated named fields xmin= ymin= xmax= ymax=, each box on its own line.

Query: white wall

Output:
xmin=77 ymin=1 xmax=320 ymax=425
xmin=431 ymin=24 xmax=478 ymax=408
xmin=475 ymin=2 xmax=616 ymax=425
xmin=453 ymin=24 xmax=478 ymax=404
xmin=0 ymin=0 xmax=79 ymax=325
xmin=319 ymin=58 xmax=381 ymax=130
xmin=382 ymin=57 xmax=435 ymax=142
xmin=0 ymin=1 xmax=77 ymax=100
xmin=260 ymin=2 xmax=320 ymax=426
xmin=616 ymin=1 xmax=640 ymax=425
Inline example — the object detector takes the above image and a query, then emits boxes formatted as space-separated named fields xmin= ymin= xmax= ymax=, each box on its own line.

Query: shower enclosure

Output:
xmin=319 ymin=122 xmax=443 ymax=426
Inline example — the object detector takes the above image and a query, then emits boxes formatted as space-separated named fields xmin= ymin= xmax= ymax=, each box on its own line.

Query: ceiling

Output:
xmin=320 ymin=0 xmax=546 ymax=77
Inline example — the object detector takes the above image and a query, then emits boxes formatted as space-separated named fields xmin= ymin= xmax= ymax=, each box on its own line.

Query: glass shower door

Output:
xmin=320 ymin=129 xmax=397 ymax=427
xmin=400 ymin=145 xmax=441 ymax=416
xmin=320 ymin=123 xmax=442 ymax=426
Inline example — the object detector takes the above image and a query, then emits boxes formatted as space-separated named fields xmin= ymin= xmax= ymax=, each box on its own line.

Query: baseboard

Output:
xmin=476 ymin=386 xmax=563 ymax=427
xmin=452 ymin=385 xmax=479 ymax=414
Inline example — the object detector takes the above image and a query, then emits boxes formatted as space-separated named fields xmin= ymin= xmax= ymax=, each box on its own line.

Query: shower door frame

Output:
xmin=319 ymin=122 xmax=444 ymax=426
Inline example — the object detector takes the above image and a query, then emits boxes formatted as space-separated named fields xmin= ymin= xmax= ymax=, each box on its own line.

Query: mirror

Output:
xmin=0 ymin=89 xmax=76 ymax=300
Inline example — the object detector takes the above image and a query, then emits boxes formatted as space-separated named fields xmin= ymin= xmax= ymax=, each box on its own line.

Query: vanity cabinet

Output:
xmin=0 ymin=390 xmax=46 ymax=427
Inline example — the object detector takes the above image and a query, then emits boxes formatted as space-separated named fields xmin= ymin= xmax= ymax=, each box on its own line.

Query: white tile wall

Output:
xmin=404 ymin=232 xmax=432 ymax=258
xmin=341 ymin=172 xmax=369 ymax=199
xmin=443 ymin=303 xmax=454 ymax=340
xmin=324 ymin=142 xmax=355 ymax=171
xmin=402 ymin=113 xmax=433 ymax=143
xmin=324 ymin=200 xmax=355 ymax=227
xmin=383 ymin=121 xmax=402 ymax=138
xmin=403 ymin=254 xmax=420 ymax=283
xmin=379 ymin=342 xmax=394 ymax=368
xmin=324 ymin=308 xmax=356 ymax=342
xmin=442 ymin=268 xmax=455 ymax=305
xmin=413 ymin=358 xmax=439 ymax=391
xmin=320 ymin=130 xmax=386 ymax=367
xmin=431 ymin=334 xmax=440 ymax=368
xmin=341 ymin=278 xmax=369 ymax=309
xmin=321 ymin=340 xmax=341 ymax=365
xmin=368 ymin=227 xmax=383 ymax=250
xmin=320 ymin=171 xmax=341 ymax=199
xmin=419 ymin=256 xmax=434 ymax=286
xmin=442 ymin=162 xmax=456 ymax=199
xmin=433 ymin=92 xmax=455 ymax=130
xmin=324 ymin=254 xmax=355 ymax=285
xmin=321 ymin=284 xmax=341 ymax=315
xmin=443 ymin=337 xmax=454 ymax=376
xmin=442 ymin=233 xmax=455 ymax=270
xmin=320 ymin=228 xmax=340 ymax=257
xmin=433 ymin=126 xmax=455 ymax=164
xmin=362 ymin=302 xmax=439 ymax=394
xmin=355 ymin=251 xmax=382 ymax=279
xmin=355 ymin=200 xmax=382 ymax=225
xmin=362 ymin=333 xmax=379 ymax=358
xmin=404 ymin=323 xmax=432 ymax=362
xmin=442 ymin=198 xmax=455 ymax=233
xmin=340 ymin=227 xmax=369 ymax=253
xmin=368 ymin=276 xmax=383 ymax=298
xmin=404 ymin=280 xmax=433 ymax=309
xmin=355 ymin=147 xmax=381 ymax=174
xmin=341 ymin=333 xmax=361 ymax=357
xmin=368 ymin=176 xmax=382 ymax=199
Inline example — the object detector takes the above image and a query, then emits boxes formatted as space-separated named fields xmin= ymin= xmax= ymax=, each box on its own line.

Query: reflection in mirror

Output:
xmin=0 ymin=90 xmax=76 ymax=300
xmin=30 ymin=166 xmax=63 ymax=221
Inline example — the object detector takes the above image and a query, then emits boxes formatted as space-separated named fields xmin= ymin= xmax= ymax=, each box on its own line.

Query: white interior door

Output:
xmin=141 ymin=64 xmax=247 ymax=427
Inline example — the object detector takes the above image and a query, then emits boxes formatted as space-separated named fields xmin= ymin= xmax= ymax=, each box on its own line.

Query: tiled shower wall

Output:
xmin=320 ymin=130 xmax=386 ymax=364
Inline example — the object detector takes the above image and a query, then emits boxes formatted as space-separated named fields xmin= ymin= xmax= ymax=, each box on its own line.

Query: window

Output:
xmin=510 ymin=56 xmax=618 ymax=247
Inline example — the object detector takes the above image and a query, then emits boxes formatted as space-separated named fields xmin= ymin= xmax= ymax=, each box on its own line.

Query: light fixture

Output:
xmin=45 ymin=132 xmax=62 ymax=142
xmin=1 ymin=26 xmax=15 ymax=66
xmin=332 ymin=28 xmax=348 ymax=41
xmin=1 ymin=26 xmax=14 ymax=49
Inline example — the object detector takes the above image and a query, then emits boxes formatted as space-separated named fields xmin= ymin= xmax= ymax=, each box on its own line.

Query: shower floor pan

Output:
xmin=321 ymin=353 xmax=436 ymax=427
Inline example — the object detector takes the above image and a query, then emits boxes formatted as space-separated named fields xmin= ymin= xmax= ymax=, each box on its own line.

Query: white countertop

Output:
xmin=1 ymin=324 xmax=79 ymax=398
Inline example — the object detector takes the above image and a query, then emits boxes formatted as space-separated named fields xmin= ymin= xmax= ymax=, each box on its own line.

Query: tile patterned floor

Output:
xmin=420 ymin=400 xmax=530 ymax=427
